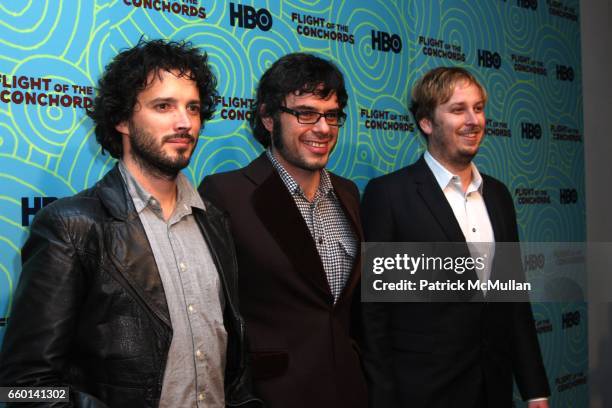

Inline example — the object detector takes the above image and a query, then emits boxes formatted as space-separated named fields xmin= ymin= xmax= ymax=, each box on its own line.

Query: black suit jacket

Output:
xmin=360 ymin=156 xmax=550 ymax=408
xmin=199 ymin=153 xmax=368 ymax=408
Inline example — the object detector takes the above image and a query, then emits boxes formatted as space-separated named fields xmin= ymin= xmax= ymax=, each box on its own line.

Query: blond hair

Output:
xmin=410 ymin=67 xmax=487 ymax=136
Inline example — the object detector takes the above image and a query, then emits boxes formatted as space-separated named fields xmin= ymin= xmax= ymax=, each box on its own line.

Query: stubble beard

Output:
xmin=270 ymin=117 xmax=330 ymax=172
xmin=128 ymin=122 xmax=195 ymax=181
xmin=430 ymin=124 xmax=482 ymax=168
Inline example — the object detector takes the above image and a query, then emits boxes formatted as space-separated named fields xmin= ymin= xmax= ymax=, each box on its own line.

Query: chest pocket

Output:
xmin=338 ymin=237 xmax=357 ymax=263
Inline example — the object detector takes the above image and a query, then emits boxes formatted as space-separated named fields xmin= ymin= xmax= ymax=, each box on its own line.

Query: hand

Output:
xmin=528 ymin=400 xmax=549 ymax=408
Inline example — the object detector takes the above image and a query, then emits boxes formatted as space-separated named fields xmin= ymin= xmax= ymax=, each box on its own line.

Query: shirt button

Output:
xmin=196 ymin=349 xmax=203 ymax=359
xmin=198 ymin=392 xmax=205 ymax=401
xmin=188 ymin=304 xmax=194 ymax=313
xmin=179 ymin=262 xmax=187 ymax=272
xmin=472 ymin=228 xmax=477 ymax=232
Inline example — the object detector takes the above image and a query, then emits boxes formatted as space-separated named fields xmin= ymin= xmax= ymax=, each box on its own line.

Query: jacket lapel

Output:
xmin=413 ymin=157 xmax=465 ymax=242
xmin=330 ymin=175 xmax=363 ymax=305
xmin=482 ymin=180 xmax=505 ymax=242
xmin=248 ymin=155 xmax=333 ymax=302
xmin=97 ymin=165 xmax=171 ymax=328
xmin=193 ymin=206 xmax=238 ymax=313
xmin=413 ymin=157 xmax=483 ymax=294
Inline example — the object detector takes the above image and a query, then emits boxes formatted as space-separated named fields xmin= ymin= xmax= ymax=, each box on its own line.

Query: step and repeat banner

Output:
xmin=0 ymin=0 xmax=585 ymax=406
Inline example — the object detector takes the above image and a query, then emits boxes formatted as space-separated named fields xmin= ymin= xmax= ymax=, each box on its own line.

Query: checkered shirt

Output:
xmin=266 ymin=150 xmax=357 ymax=302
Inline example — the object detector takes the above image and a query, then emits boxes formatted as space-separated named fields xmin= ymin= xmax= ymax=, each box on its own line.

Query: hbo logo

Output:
xmin=229 ymin=2 xmax=273 ymax=31
xmin=556 ymin=65 xmax=574 ymax=81
xmin=371 ymin=30 xmax=402 ymax=54
xmin=521 ymin=122 xmax=542 ymax=140
xmin=524 ymin=254 xmax=545 ymax=271
xmin=559 ymin=188 xmax=578 ymax=204
xmin=517 ymin=0 xmax=538 ymax=10
xmin=562 ymin=311 xmax=580 ymax=329
xmin=478 ymin=49 xmax=501 ymax=69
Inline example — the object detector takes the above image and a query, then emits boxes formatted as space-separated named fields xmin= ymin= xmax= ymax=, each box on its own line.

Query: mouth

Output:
xmin=303 ymin=140 xmax=328 ymax=148
xmin=302 ymin=139 xmax=331 ymax=154
xmin=163 ymin=134 xmax=195 ymax=146
xmin=458 ymin=128 xmax=483 ymax=140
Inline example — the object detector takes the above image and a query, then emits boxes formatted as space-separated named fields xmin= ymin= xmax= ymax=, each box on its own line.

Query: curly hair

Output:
xmin=87 ymin=38 xmax=218 ymax=158
xmin=249 ymin=53 xmax=348 ymax=148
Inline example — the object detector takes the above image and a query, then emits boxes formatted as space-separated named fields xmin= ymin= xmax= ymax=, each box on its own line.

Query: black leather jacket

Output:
xmin=0 ymin=165 xmax=262 ymax=408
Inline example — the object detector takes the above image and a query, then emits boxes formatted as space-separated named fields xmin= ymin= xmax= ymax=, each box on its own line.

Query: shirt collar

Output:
xmin=266 ymin=148 xmax=334 ymax=198
xmin=423 ymin=150 xmax=483 ymax=194
xmin=118 ymin=160 xmax=205 ymax=217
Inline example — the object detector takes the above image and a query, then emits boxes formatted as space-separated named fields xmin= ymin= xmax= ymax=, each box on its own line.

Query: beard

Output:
xmin=270 ymin=117 xmax=332 ymax=172
xmin=271 ymin=115 xmax=284 ymax=150
xmin=128 ymin=121 xmax=196 ymax=180
xmin=431 ymin=124 xmax=483 ymax=167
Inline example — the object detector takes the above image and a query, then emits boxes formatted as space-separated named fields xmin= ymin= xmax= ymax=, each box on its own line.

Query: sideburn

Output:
xmin=271 ymin=115 xmax=283 ymax=150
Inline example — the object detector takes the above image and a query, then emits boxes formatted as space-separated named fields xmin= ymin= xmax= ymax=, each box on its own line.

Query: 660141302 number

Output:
xmin=0 ymin=387 xmax=69 ymax=402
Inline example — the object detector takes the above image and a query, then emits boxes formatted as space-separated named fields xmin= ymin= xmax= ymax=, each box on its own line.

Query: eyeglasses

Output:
xmin=279 ymin=106 xmax=346 ymax=127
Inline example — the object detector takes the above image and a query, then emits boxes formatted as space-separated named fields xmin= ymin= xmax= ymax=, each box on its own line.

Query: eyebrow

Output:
xmin=290 ymin=104 xmax=339 ymax=112
xmin=448 ymin=100 xmax=484 ymax=108
xmin=146 ymin=97 xmax=200 ymax=105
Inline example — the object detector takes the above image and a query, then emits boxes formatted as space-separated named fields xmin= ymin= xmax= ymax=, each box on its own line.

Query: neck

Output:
xmin=295 ymin=171 xmax=321 ymax=202
xmin=427 ymin=149 xmax=473 ymax=192
xmin=123 ymin=156 xmax=178 ymax=220
xmin=272 ymin=149 xmax=321 ymax=201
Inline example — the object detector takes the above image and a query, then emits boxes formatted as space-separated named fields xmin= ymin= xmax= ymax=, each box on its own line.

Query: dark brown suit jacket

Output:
xmin=199 ymin=153 xmax=367 ymax=408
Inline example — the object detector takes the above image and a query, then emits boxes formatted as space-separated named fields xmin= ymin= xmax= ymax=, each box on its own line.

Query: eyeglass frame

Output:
xmin=278 ymin=106 xmax=347 ymax=127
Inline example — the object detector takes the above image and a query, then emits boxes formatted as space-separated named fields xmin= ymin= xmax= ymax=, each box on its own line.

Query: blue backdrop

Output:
xmin=0 ymin=1 xmax=586 ymax=405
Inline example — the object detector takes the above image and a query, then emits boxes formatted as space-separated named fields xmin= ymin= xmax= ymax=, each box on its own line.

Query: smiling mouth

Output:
xmin=459 ymin=127 xmax=483 ymax=136
xmin=303 ymin=140 xmax=328 ymax=148
xmin=459 ymin=130 xmax=483 ymax=141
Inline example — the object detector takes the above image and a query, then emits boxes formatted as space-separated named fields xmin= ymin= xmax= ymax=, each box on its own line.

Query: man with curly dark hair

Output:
xmin=0 ymin=39 xmax=262 ymax=408
xmin=199 ymin=53 xmax=367 ymax=408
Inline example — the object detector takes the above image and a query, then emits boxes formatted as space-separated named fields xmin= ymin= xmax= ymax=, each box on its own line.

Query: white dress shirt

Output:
xmin=424 ymin=151 xmax=495 ymax=289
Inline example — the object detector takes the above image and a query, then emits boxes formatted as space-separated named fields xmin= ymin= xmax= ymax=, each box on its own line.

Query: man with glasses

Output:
xmin=199 ymin=53 xmax=367 ymax=408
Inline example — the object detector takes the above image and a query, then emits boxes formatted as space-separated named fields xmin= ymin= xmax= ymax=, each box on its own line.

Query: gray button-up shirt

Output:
xmin=119 ymin=162 xmax=226 ymax=407
xmin=266 ymin=150 xmax=357 ymax=302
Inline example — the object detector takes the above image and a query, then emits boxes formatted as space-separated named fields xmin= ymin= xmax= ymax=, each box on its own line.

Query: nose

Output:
xmin=312 ymin=114 xmax=331 ymax=135
xmin=174 ymin=108 xmax=193 ymax=132
xmin=465 ymin=109 xmax=479 ymax=125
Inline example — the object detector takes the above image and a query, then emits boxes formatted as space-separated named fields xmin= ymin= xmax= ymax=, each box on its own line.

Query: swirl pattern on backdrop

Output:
xmin=0 ymin=1 xmax=586 ymax=405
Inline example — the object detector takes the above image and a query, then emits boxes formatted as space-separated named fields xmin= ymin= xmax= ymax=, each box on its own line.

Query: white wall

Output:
xmin=582 ymin=0 xmax=612 ymax=407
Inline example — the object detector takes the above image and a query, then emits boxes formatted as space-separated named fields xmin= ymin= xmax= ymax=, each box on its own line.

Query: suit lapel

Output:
xmin=332 ymin=178 xmax=363 ymax=241
xmin=413 ymin=157 xmax=465 ymax=242
xmin=482 ymin=179 xmax=505 ymax=241
xmin=413 ymin=157 xmax=484 ymax=294
xmin=249 ymin=156 xmax=333 ymax=301
xmin=330 ymin=176 xmax=363 ymax=304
